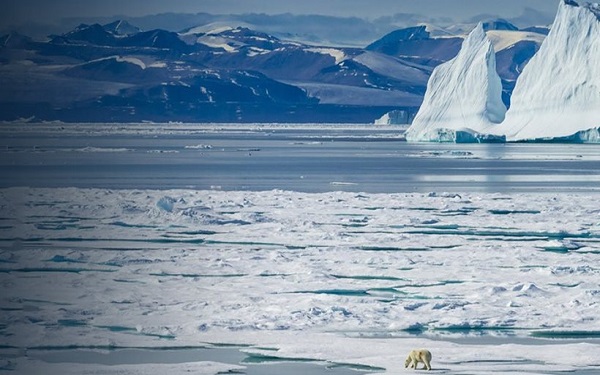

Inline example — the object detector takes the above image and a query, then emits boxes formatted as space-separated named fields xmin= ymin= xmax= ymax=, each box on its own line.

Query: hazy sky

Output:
xmin=3 ymin=0 xmax=559 ymax=26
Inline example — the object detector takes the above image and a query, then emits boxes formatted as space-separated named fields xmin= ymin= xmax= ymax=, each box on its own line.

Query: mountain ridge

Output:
xmin=0 ymin=17 xmax=547 ymax=123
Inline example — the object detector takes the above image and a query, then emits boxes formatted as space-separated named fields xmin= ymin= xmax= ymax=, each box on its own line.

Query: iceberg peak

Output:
xmin=405 ymin=23 xmax=506 ymax=142
xmin=467 ymin=21 xmax=486 ymax=41
xmin=562 ymin=0 xmax=600 ymax=19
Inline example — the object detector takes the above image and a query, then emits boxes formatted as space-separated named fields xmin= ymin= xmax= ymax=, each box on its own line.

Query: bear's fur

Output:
xmin=404 ymin=349 xmax=432 ymax=370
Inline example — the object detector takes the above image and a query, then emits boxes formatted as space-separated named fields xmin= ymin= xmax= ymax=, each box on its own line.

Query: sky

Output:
xmin=2 ymin=0 xmax=559 ymax=27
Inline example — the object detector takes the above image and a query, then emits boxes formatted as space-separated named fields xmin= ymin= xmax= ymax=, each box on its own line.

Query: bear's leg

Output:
xmin=423 ymin=358 xmax=431 ymax=370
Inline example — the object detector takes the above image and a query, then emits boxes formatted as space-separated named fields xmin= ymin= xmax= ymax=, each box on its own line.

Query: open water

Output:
xmin=2 ymin=124 xmax=600 ymax=193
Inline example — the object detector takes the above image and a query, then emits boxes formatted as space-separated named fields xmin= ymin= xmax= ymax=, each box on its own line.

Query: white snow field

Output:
xmin=1 ymin=187 xmax=600 ymax=374
xmin=406 ymin=0 xmax=600 ymax=143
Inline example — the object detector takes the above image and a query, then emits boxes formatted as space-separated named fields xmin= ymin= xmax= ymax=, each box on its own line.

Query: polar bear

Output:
xmin=404 ymin=349 xmax=432 ymax=370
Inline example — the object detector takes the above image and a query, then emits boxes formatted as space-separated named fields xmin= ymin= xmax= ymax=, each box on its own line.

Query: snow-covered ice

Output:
xmin=1 ymin=187 xmax=600 ymax=374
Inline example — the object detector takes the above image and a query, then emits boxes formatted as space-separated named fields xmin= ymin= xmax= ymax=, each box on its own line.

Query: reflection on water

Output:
xmin=2 ymin=124 xmax=600 ymax=193
xmin=27 ymin=347 xmax=374 ymax=375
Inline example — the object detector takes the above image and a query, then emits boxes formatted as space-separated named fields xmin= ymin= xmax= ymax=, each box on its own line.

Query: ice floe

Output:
xmin=1 ymin=187 xmax=600 ymax=373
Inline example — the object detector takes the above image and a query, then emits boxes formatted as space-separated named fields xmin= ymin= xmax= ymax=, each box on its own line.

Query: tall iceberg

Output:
xmin=405 ymin=23 xmax=507 ymax=142
xmin=496 ymin=0 xmax=600 ymax=141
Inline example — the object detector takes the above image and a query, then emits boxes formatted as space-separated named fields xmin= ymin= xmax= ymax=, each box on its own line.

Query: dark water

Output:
xmin=2 ymin=125 xmax=600 ymax=193
xmin=26 ymin=346 xmax=375 ymax=375
xmin=23 ymin=341 xmax=600 ymax=375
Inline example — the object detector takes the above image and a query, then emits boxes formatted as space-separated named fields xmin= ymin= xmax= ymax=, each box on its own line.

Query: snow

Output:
xmin=495 ymin=0 xmax=600 ymax=141
xmin=115 ymin=57 xmax=146 ymax=70
xmin=305 ymin=48 xmax=347 ymax=64
xmin=181 ymin=24 xmax=236 ymax=36
xmin=418 ymin=23 xmax=457 ymax=37
xmin=291 ymin=82 xmax=423 ymax=106
xmin=246 ymin=46 xmax=270 ymax=56
xmin=80 ymin=56 xmax=148 ymax=70
xmin=353 ymin=51 xmax=430 ymax=84
xmin=486 ymin=30 xmax=546 ymax=52
xmin=200 ymin=86 xmax=214 ymax=102
xmin=195 ymin=35 xmax=238 ymax=52
xmin=147 ymin=62 xmax=167 ymax=69
xmin=405 ymin=23 xmax=506 ymax=142
xmin=2 ymin=186 xmax=600 ymax=374
xmin=184 ymin=144 xmax=213 ymax=149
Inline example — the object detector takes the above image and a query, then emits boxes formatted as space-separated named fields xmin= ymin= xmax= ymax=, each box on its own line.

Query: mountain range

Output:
xmin=0 ymin=17 xmax=548 ymax=123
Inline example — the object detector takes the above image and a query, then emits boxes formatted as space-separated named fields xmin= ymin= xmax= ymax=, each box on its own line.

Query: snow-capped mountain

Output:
xmin=51 ymin=23 xmax=117 ymax=46
xmin=0 ymin=32 xmax=32 ymax=49
xmin=62 ymin=56 xmax=169 ymax=83
xmin=482 ymin=19 xmax=519 ymax=31
xmin=182 ymin=25 xmax=286 ymax=50
xmin=1 ymin=21 xmax=434 ymax=122
xmin=405 ymin=23 xmax=506 ymax=142
xmin=47 ymin=22 xmax=190 ymax=53
xmin=496 ymin=0 xmax=600 ymax=141
xmin=0 ymin=14 xmax=548 ymax=123
xmin=103 ymin=20 xmax=142 ymax=36
xmin=366 ymin=26 xmax=463 ymax=67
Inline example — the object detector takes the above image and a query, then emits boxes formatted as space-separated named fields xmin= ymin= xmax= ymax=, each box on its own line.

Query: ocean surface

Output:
xmin=2 ymin=123 xmax=600 ymax=192
xmin=2 ymin=123 xmax=600 ymax=374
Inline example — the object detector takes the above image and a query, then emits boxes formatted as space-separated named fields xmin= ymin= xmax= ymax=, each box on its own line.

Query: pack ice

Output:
xmin=406 ymin=0 xmax=600 ymax=143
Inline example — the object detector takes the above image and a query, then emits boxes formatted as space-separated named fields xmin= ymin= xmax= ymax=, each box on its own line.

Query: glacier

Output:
xmin=374 ymin=109 xmax=413 ymax=125
xmin=405 ymin=23 xmax=506 ymax=142
xmin=406 ymin=0 xmax=600 ymax=143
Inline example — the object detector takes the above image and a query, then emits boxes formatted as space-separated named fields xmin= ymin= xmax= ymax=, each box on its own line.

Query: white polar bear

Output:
xmin=404 ymin=349 xmax=432 ymax=370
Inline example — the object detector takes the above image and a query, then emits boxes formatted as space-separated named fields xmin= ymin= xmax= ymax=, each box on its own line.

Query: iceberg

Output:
xmin=405 ymin=0 xmax=600 ymax=143
xmin=405 ymin=23 xmax=506 ymax=142
xmin=497 ymin=0 xmax=600 ymax=141
xmin=374 ymin=109 xmax=413 ymax=125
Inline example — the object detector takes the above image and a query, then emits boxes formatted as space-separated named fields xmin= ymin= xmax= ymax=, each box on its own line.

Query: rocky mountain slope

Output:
xmin=0 ymin=18 xmax=545 ymax=122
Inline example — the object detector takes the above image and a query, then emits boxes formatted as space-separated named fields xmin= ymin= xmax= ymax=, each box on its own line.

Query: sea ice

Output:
xmin=1 ymin=187 xmax=600 ymax=373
